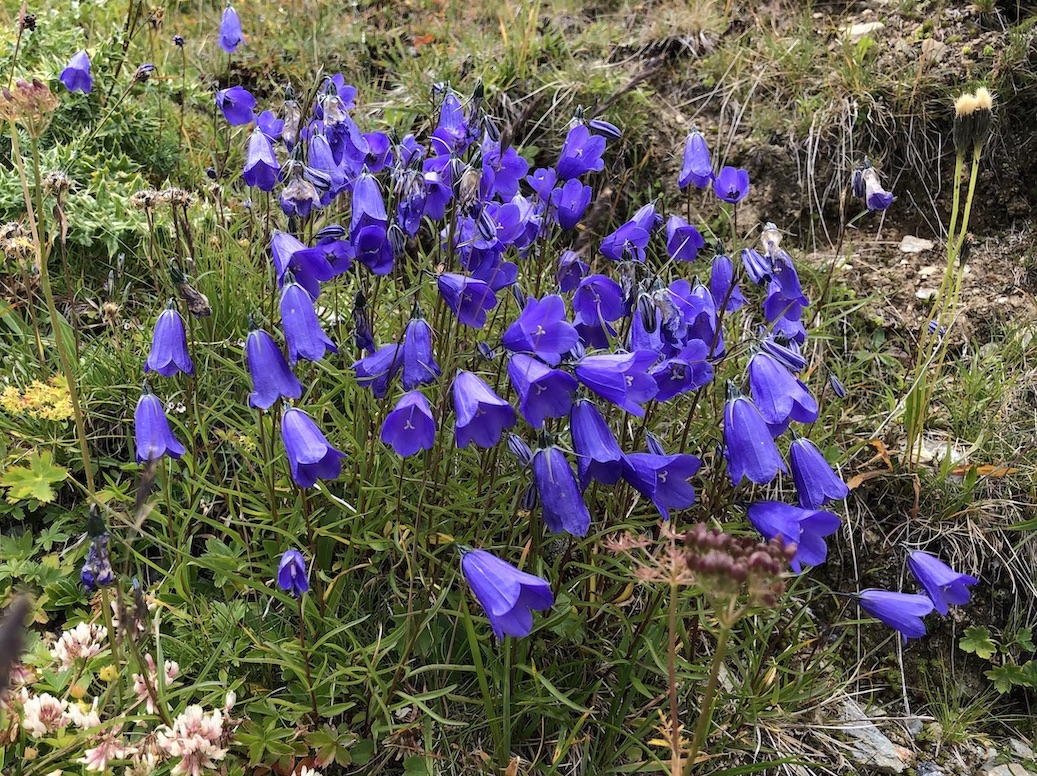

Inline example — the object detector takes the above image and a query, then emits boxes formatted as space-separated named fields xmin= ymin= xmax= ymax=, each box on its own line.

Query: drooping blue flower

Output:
xmin=599 ymin=220 xmax=650 ymax=263
xmin=216 ymin=85 xmax=255 ymax=126
xmin=280 ymin=407 xmax=346 ymax=488
xmin=256 ymin=109 xmax=284 ymax=141
xmin=279 ymin=165 xmax=323 ymax=219
xmin=623 ymin=451 xmax=701 ymax=521
xmin=740 ymin=247 xmax=771 ymax=285
xmin=649 ymin=340 xmax=713 ymax=401
xmin=270 ymin=231 xmax=334 ymax=299
xmin=758 ymin=333 xmax=807 ymax=373
xmin=461 ymin=548 xmax=553 ymax=639
xmin=277 ymin=549 xmax=309 ymax=597
xmin=437 ymin=273 xmax=497 ymax=328
xmin=219 ymin=4 xmax=244 ymax=52
xmin=748 ymin=351 xmax=819 ymax=434
xmin=431 ymin=92 xmax=470 ymax=156
xmin=526 ymin=167 xmax=558 ymax=202
xmin=145 ymin=302 xmax=194 ymax=377
xmin=352 ymin=345 xmax=402 ymax=399
xmin=134 ymin=388 xmax=186 ymax=463
xmin=572 ymin=274 xmax=626 ymax=348
xmin=507 ymin=354 xmax=578 ymax=428
xmin=907 ymin=551 xmax=979 ymax=616
xmin=246 ymin=326 xmax=303 ymax=410
xmin=857 ymin=589 xmax=935 ymax=643
xmin=501 ymin=295 xmax=578 ymax=366
xmin=59 ymin=51 xmax=92 ymax=94
xmin=556 ymin=123 xmax=606 ymax=180
xmin=557 ymin=250 xmax=589 ymax=293
xmin=747 ymin=501 xmax=841 ymax=573
xmin=570 ymin=399 xmax=625 ymax=487
xmin=723 ymin=385 xmax=786 ymax=486
xmin=401 ymin=312 xmax=441 ymax=390
xmin=665 ymin=215 xmax=705 ymax=262
xmin=708 ymin=253 xmax=746 ymax=312
xmin=280 ymin=280 xmax=337 ymax=365
xmin=381 ymin=390 xmax=436 ymax=457
xmin=551 ymin=179 xmax=592 ymax=230
xmin=453 ymin=371 xmax=516 ymax=448
xmin=575 ymin=351 xmax=659 ymax=417
xmin=789 ymin=437 xmax=849 ymax=509
xmin=532 ymin=443 xmax=591 ymax=537
xmin=678 ymin=129 xmax=713 ymax=189
xmin=243 ymin=127 xmax=279 ymax=191
xmin=829 ymin=373 xmax=847 ymax=399
xmin=859 ymin=166 xmax=894 ymax=212
xmin=481 ymin=137 xmax=529 ymax=200
xmin=713 ymin=166 xmax=750 ymax=204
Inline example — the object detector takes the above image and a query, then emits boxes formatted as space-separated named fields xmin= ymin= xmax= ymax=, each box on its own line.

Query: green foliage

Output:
xmin=0 ymin=449 xmax=68 ymax=505
xmin=960 ymin=625 xmax=1037 ymax=694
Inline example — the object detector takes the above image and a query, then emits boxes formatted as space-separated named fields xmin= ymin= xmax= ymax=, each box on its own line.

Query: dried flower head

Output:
xmin=953 ymin=88 xmax=994 ymax=155
xmin=43 ymin=171 xmax=71 ymax=197
xmin=683 ymin=523 xmax=792 ymax=610
xmin=0 ymin=79 xmax=59 ymax=136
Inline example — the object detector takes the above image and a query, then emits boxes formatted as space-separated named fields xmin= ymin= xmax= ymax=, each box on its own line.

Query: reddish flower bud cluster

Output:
xmin=0 ymin=79 xmax=59 ymax=135
xmin=683 ymin=523 xmax=793 ymax=607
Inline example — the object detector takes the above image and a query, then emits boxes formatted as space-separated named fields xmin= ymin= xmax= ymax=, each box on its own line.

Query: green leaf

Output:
xmin=985 ymin=664 xmax=1027 ymax=693
xmin=960 ymin=626 xmax=998 ymax=660
xmin=1010 ymin=627 xmax=1035 ymax=652
xmin=0 ymin=451 xmax=68 ymax=504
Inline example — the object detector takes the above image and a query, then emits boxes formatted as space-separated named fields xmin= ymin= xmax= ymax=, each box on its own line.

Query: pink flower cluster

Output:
xmin=156 ymin=705 xmax=229 ymax=776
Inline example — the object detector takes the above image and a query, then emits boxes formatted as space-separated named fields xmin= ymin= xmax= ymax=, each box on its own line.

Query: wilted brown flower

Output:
xmin=0 ymin=79 xmax=59 ymax=137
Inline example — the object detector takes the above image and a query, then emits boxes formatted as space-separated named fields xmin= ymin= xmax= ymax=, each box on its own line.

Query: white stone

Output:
xmin=836 ymin=699 xmax=913 ymax=773
xmin=900 ymin=235 xmax=935 ymax=253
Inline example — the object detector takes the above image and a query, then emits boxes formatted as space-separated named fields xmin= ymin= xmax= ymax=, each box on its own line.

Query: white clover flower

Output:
xmin=51 ymin=622 xmax=106 ymax=668
xmin=21 ymin=692 xmax=69 ymax=737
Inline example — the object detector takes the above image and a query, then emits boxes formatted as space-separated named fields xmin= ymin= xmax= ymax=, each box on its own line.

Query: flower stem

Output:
xmin=683 ymin=621 xmax=732 ymax=775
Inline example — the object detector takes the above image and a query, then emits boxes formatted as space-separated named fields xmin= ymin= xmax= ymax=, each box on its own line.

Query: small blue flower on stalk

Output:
xmin=502 ymin=295 xmax=578 ymax=366
xmin=81 ymin=534 xmax=114 ymax=590
xmin=219 ymin=4 xmax=244 ymax=53
xmin=352 ymin=345 xmax=402 ymax=399
xmin=665 ymin=215 xmax=705 ymax=263
xmin=599 ymin=220 xmax=650 ymax=263
xmin=829 ymin=373 xmax=847 ymax=399
xmin=243 ymin=127 xmax=279 ymax=191
xmin=134 ymin=388 xmax=187 ymax=463
xmin=572 ymin=274 xmax=625 ymax=348
xmin=740 ymin=247 xmax=771 ymax=285
xmin=270 ymin=232 xmax=334 ymax=299
xmin=746 ymin=501 xmax=841 ymax=573
xmin=857 ymin=589 xmax=935 ymax=643
xmin=280 ymin=280 xmax=337 ymax=365
xmin=59 ymin=51 xmax=92 ymax=94
xmin=245 ymin=325 xmax=302 ymax=410
xmin=789 ymin=437 xmax=849 ymax=509
xmin=623 ymin=450 xmax=701 ymax=521
xmin=649 ymin=341 xmax=713 ymax=401
xmin=709 ymin=253 xmax=746 ymax=312
xmin=748 ymin=351 xmax=819 ymax=435
xmin=437 ymin=273 xmax=498 ymax=329
xmin=532 ymin=442 xmax=591 ymax=537
xmin=460 ymin=547 xmax=553 ymax=639
xmin=678 ymin=128 xmax=714 ymax=190
xmin=713 ymin=166 xmax=750 ymax=204
xmin=857 ymin=164 xmax=894 ymax=212
xmin=907 ymin=551 xmax=978 ymax=615
xmin=452 ymin=371 xmax=516 ymax=449
xmin=723 ymin=383 xmax=786 ymax=486
xmin=507 ymin=354 xmax=579 ymax=429
xmin=574 ymin=351 xmax=659 ymax=418
xmin=145 ymin=301 xmax=194 ymax=377
xmin=256 ymin=109 xmax=284 ymax=141
xmin=280 ymin=407 xmax=346 ymax=488
xmin=556 ymin=123 xmax=606 ymax=180
xmin=381 ymin=390 xmax=436 ymax=457
xmin=279 ymin=164 xmax=324 ymax=219
xmin=550 ymin=179 xmax=592 ymax=230
xmin=570 ymin=399 xmax=625 ymax=487
xmin=401 ymin=311 xmax=441 ymax=390
xmin=216 ymin=85 xmax=255 ymax=126
xmin=557 ymin=251 xmax=589 ymax=293
xmin=277 ymin=549 xmax=309 ymax=597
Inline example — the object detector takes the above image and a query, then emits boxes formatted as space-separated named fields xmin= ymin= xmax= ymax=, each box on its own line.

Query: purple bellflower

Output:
xmin=145 ymin=301 xmax=194 ymax=377
xmin=277 ymin=549 xmax=309 ymax=597
xmin=551 ymin=179 xmax=593 ymax=230
xmin=219 ymin=4 xmax=243 ymax=52
xmin=557 ymin=251 xmax=589 ymax=293
xmin=60 ymin=51 xmax=92 ymax=94
xmin=573 ymin=274 xmax=625 ymax=348
xmin=740 ymin=247 xmax=772 ymax=285
xmin=352 ymin=345 xmax=402 ymax=399
xmin=453 ymin=371 xmax=516 ymax=448
xmin=709 ymin=253 xmax=746 ymax=312
xmin=270 ymin=231 xmax=334 ymax=299
xmin=575 ymin=351 xmax=659 ymax=417
xmin=714 ymin=166 xmax=750 ymax=204
xmin=216 ymin=85 xmax=255 ymax=126
xmin=243 ymin=127 xmax=279 ymax=191
xmin=437 ymin=273 xmax=497 ymax=328
xmin=501 ymin=294 xmax=578 ymax=366
xmin=748 ymin=351 xmax=819 ymax=434
xmin=907 ymin=551 xmax=979 ymax=615
xmin=401 ymin=312 xmax=441 ymax=390
xmin=256 ymin=109 xmax=284 ymax=141
xmin=859 ymin=165 xmax=894 ymax=212
xmin=570 ymin=399 xmax=625 ymax=487
xmin=747 ymin=501 xmax=841 ymax=573
xmin=649 ymin=341 xmax=713 ymax=401
xmin=599 ymin=220 xmax=650 ymax=263
xmin=280 ymin=280 xmax=337 ymax=365
xmin=857 ymin=589 xmax=935 ymax=643
xmin=246 ymin=326 xmax=303 ymax=410
xmin=556 ymin=123 xmax=606 ymax=180
xmin=678 ymin=129 xmax=714 ymax=189
xmin=381 ymin=390 xmax=437 ymax=457
xmin=665 ymin=215 xmax=705 ymax=262
xmin=280 ymin=407 xmax=346 ymax=488
xmin=134 ymin=388 xmax=186 ymax=463
xmin=532 ymin=443 xmax=591 ymax=537
xmin=723 ymin=385 xmax=787 ymax=486
xmin=80 ymin=534 xmax=114 ymax=590
xmin=789 ymin=437 xmax=849 ymax=509
xmin=279 ymin=164 xmax=323 ymax=219
xmin=624 ymin=451 xmax=701 ymax=521
xmin=759 ymin=334 xmax=807 ymax=373
xmin=461 ymin=548 xmax=553 ymax=639
xmin=507 ymin=354 xmax=579 ymax=428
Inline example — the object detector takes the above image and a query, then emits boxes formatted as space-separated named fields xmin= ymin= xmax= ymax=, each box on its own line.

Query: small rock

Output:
xmin=979 ymin=766 xmax=1037 ymax=776
xmin=905 ymin=717 xmax=925 ymax=737
xmin=915 ymin=287 xmax=939 ymax=300
xmin=1009 ymin=739 xmax=1035 ymax=760
xmin=844 ymin=21 xmax=885 ymax=40
xmin=920 ymin=38 xmax=947 ymax=62
xmin=900 ymin=235 xmax=935 ymax=253
xmin=836 ymin=699 xmax=913 ymax=773
xmin=917 ymin=763 xmax=945 ymax=776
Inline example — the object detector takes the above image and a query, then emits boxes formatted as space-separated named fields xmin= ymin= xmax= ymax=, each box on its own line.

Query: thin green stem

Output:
xmin=683 ymin=619 xmax=733 ymax=775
